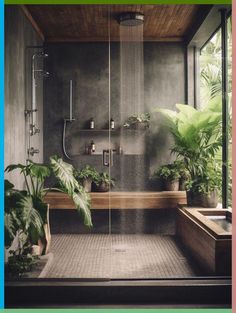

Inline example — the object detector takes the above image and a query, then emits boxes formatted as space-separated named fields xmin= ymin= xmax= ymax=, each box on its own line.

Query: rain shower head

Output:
xmin=118 ymin=12 xmax=144 ymax=26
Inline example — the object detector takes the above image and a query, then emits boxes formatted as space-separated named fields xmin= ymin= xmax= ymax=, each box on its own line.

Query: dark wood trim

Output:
xmin=44 ymin=191 xmax=187 ymax=210
xmin=186 ymin=5 xmax=231 ymax=48
xmin=20 ymin=5 xmax=45 ymax=42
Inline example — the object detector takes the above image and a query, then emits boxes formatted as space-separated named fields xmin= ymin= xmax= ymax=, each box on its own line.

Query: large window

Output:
xmin=199 ymin=16 xmax=232 ymax=207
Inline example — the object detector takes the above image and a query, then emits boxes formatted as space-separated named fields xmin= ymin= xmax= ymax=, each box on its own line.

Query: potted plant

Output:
xmin=76 ymin=165 xmax=100 ymax=192
xmin=173 ymin=160 xmax=190 ymax=191
xmin=157 ymin=103 xmax=222 ymax=207
xmin=4 ymin=180 xmax=43 ymax=277
xmin=5 ymin=156 xmax=92 ymax=258
xmin=123 ymin=112 xmax=150 ymax=129
xmin=186 ymin=163 xmax=221 ymax=207
xmin=93 ymin=172 xmax=115 ymax=192
xmin=154 ymin=163 xmax=180 ymax=191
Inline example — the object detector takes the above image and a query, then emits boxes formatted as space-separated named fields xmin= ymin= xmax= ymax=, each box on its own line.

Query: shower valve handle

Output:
xmin=28 ymin=147 xmax=40 ymax=157
xmin=103 ymin=149 xmax=115 ymax=167
xmin=103 ymin=150 xmax=109 ymax=167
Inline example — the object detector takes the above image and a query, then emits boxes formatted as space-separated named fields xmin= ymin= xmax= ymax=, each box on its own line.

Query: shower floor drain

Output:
xmin=114 ymin=248 xmax=126 ymax=252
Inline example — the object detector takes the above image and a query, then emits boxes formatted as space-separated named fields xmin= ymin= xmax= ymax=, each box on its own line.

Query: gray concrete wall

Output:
xmin=44 ymin=42 xmax=186 ymax=191
xmin=5 ymin=6 xmax=44 ymax=189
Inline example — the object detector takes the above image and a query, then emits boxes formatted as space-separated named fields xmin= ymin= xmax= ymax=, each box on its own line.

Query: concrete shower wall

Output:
xmin=5 ymin=6 xmax=44 ymax=189
xmin=44 ymin=42 xmax=186 ymax=190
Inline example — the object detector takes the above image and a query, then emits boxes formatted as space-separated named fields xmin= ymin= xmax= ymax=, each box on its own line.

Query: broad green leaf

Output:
xmin=29 ymin=163 xmax=51 ymax=182
xmin=50 ymin=156 xmax=78 ymax=195
xmin=72 ymin=192 xmax=92 ymax=227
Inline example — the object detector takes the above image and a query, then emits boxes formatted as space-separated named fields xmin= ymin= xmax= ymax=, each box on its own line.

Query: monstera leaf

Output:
xmin=17 ymin=196 xmax=44 ymax=236
xmin=50 ymin=156 xmax=92 ymax=227
xmin=50 ymin=156 xmax=78 ymax=195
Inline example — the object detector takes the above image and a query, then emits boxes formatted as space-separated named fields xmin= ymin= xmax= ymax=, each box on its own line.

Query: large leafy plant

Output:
xmin=157 ymin=103 xmax=222 ymax=194
xmin=5 ymin=156 xmax=92 ymax=255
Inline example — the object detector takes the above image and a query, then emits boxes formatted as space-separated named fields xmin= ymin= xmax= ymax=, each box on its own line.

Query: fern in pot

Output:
xmin=154 ymin=163 xmax=180 ymax=191
xmin=93 ymin=172 xmax=115 ymax=192
xmin=75 ymin=165 xmax=100 ymax=192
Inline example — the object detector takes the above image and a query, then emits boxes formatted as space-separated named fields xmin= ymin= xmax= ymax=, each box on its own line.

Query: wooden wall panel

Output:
xmin=24 ymin=5 xmax=210 ymax=42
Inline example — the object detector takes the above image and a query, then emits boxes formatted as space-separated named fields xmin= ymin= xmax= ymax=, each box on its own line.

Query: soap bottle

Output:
xmin=90 ymin=118 xmax=94 ymax=129
xmin=91 ymin=140 xmax=95 ymax=153
xmin=110 ymin=118 xmax=115 ymax=129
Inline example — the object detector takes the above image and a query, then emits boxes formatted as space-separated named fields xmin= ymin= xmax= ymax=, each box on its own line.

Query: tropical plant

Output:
xmin=123 ymin=112 xmax=150 ymax=128
xmin=157 ymin=103 xmax=222 ymax=197
xmin=94 ymin=172 xmax=115 ymax=187
xmin=76 ymin=165 xmax=100 ymax=181
xmin=5 ymin=155 xmax=92 ymax=265
xmin=5 ymin=156 xmax=92 ymax=228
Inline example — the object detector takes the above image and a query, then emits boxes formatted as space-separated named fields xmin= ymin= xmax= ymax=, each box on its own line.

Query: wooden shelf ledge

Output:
xmin=44 ymin=191 xmax=187 ymax=210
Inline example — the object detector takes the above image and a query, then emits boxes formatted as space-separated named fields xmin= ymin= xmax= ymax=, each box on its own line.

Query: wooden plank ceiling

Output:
xmin=25 ymin=5 xmax=211 ymax=42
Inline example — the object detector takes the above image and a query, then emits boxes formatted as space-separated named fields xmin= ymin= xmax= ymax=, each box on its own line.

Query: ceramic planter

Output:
xmin=164 ymin=179 xmax=179 ymax=191
xmin=94 ymin=182 xmax=110 ymax=192
xmin=187 ymin=189 xmax=218 ymax=208
xmin=82 ymin=178 xmax=92 ymax=192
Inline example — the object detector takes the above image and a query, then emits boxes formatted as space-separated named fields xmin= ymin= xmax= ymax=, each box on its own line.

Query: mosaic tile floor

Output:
xmin=39 ymin=234 xmax=203 ymax=279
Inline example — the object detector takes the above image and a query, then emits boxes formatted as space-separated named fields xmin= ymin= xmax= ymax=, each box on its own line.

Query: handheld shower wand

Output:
xmin=62 ymin=80 xmax=75 ymax=160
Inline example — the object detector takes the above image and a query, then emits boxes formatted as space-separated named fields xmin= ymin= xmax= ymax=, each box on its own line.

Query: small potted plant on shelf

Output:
xmin=154 ymin=163 xmax=180 ymax=191
xmin=93 ymin=172 xmax=115 ymax=192
xmin=123 ymin=112 xmax=150 ymax=129
xmin=76 ymin=165 xmax=100 ymax=192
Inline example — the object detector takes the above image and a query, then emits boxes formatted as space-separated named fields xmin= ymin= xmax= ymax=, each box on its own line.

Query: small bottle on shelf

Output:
xmin=91 ymin=140 xmax=95 ymax=153
xmin=90 ymin=118 xmax=94 ymax=129
xmin=110 ymin=118 xmax=115 ymax=130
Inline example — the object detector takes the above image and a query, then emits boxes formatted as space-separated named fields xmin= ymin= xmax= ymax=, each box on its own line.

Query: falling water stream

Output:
xmin=119 ymin=23 xmax=145 ymax=233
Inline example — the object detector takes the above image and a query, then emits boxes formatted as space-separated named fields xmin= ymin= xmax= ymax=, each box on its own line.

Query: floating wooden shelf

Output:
xmin=44 ymin=191 xmax=187 ymax=210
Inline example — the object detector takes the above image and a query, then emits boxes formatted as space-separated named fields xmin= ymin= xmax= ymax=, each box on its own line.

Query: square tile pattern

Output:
xmin=40 ymin=234 xmax=203 ymax=279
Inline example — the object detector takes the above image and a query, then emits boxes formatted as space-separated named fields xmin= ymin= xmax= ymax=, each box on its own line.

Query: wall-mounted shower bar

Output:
xmin=31 ymin=51 xmax=48 ymax=132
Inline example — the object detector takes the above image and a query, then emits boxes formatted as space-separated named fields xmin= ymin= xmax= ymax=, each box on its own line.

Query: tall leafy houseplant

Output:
xmin=5 ymin=156 xmax=92 ymax=256
xmin=157 ymin=103 xmax=222 ymax=207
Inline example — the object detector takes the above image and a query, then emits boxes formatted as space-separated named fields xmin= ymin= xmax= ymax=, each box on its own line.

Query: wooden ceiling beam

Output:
xmin=20 ymin=5 xmax=45 ymax=42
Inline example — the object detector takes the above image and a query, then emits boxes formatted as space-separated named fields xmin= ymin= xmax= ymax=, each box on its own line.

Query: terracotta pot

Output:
xmin=82 ymin=178 xmax=92 ymax=192
xmin=164 ymin=179 xmax=179 ymax=191
xmin=38 ymin=204 xmax=51 ymax=255
xmin=187 ymin=189 xmax=218 ymax=208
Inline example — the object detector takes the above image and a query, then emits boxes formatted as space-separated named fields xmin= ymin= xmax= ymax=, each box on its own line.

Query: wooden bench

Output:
xmin=44 ymin=191 xmax=187 ymax=210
